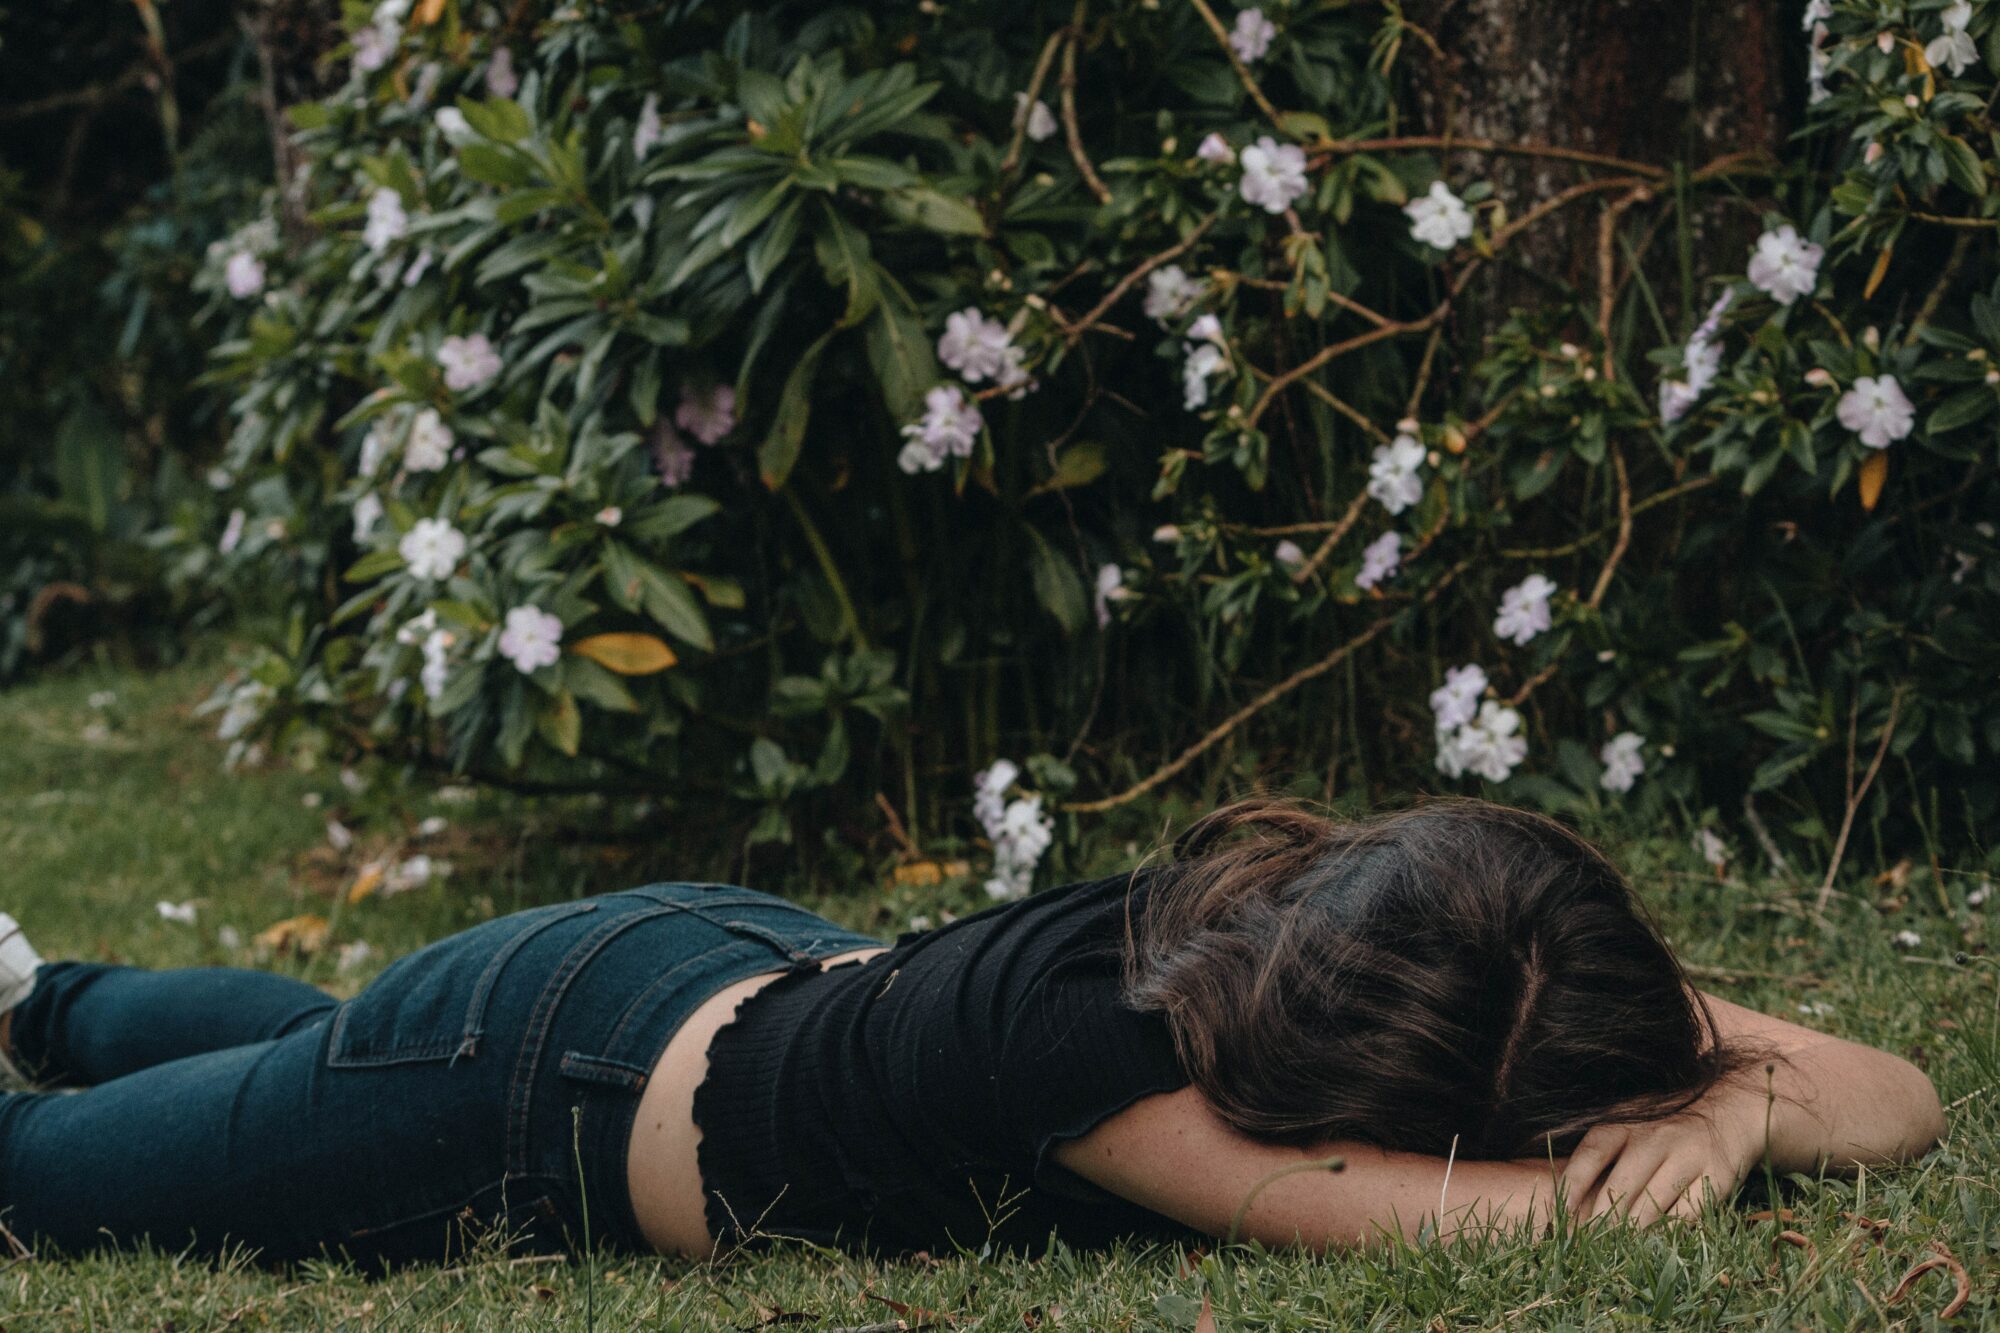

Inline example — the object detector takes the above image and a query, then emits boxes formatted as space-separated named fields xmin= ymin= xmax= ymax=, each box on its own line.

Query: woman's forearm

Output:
xmin=1700 ymin=993 xmax=1945 ymax=1174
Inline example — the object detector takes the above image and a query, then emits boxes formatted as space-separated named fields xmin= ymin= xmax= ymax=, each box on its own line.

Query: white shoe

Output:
xmin=0 ymin=913 xmax=44 ymax=1090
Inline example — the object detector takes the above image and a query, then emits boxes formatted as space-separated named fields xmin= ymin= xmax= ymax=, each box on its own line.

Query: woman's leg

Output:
xmin=0 ymin=1019 xmax=544 ymax=1264
xmin=7 ymin=962 xmax=336 ymax=1086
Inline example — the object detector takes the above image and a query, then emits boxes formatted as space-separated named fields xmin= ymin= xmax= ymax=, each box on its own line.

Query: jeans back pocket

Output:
xmin=326 ymin=901 xmax=600 ymax=1069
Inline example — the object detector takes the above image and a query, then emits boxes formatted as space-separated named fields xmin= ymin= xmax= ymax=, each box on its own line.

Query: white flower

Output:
xmin=497 ymin=606 xmax=563 ymax=674
xmin=1892 ymin=928 xmax=1922 ymax=950
xmin=437 ymin=333 xmax=502 ymax=392
xmin=401 ymin=248 xmax=435 ymax=287
xmin=384 ymin=854 xmax=449 ymax=895
xmin=1797 ymin=1000 xmax=1833 ymax=1018
xmin=88 ymin=690 xmax=117 ymax=710
xmin=1229 ymin=8 xmax=1277 ymax=62
xmin=633 ymin=93 xmax=663 ymax=158
xmin=1153 ymin=524 xmax=1182 ymax=543
xmin=1836 ymin=375 xmax=1915 ymax=448
xmin=973 ymin=758 xmax=1020 ymax=831
xmin=1187 ymin=313 xmax=1225 ymax=346
xmin=363 ymin=188 xmax=408 ymax=253
xmin=1808 ymin=43 xmax=1832 ymax=105
xmin=396 ymin=608 xmax=438 ymax=646
xmin=1093 ymin=562 xmax=1129 ymax=628
xmin=672 ymin=382 xmax=736 ymax=445
xmin=219 ymin=508 xmax=246 ymax=555
xmin=1144 ymin=265 xmax=1206 ymax=323
xmin=404 ymin=407 xmax=454 ymax=472
xmin=1598 ymin=731 xmax=1646 ymax=793
xmin=1014 ymin=93 xmax=1057 ymax=142
xmin=352 ymin=22 xmax=395 ymax=74
xmin=1404 ymin=180 xmax=1476 ymax=251
xmin=1746 ymin=224 xmax=1824 ymax=306
xmin=1355 ymin=530 xmax=1402 ymax=590
xmin=596 ymin=506 xmax=623 ymax=527
xmin=400 ymin=517 xmax=467 ymax=581
xmin=1494 ymin=573 xmax=1558 ymax=646
xmin=1429 ymin=663 xmax=1488 ymax=730
xmin=324 ymin=819 xmax=355 ymax=853
xmin=1196 ymin=132 xmax=1236 ymax=165
xmin=1692 ymin=828 xmax=1730 ymax=871
xmin=898 ymin=384 xmax=985 ymax=473
xmin=1659 ymin=291 xmax=1733 ymax=423
xmin=214 ymin=679 xmax=272 ymax=741
xmin=1968 ymin=880 xmax=1992 ymax=908
xmin=337 ymin=941 xmax=376 ymax=975
xmin=652 ymin=421 xmax=696 ymax=487
xmin=937 ymin=308 xmax=1016 ymax=383
xmin=1366 ymin=432 xmax=1426 ymax=514
xmin=224 ymin=251 xmax=265 ymax=299
xmin=1441 ymin=701 xmax=1528 ymax=782
xmin=1927 ymin=2 xmax=1978 ymax=76
xmin=435 ymin=106 xmax=474 ymax=144
xmin=352 ymin=493 xmax=385 ymax=542
xmin=359 ymin=420 xmax=394 ymax=476
xmin=1274 ymin=539 xmax=1306 ymax=569
xmin=419 ymin=627 xmax=455 ymax=697
xmin=156 ymin=901 xmax=198 ymax=925
xmin=1238 ymin=136 xmax=1309 ymax=214
xmin=1183 ymin=341 xmax=1227 ymax=410
xmin=484 ymin=46 xmax=518 ymax=98
xmin=1801 ymin=0 xmax=1830 ymax=29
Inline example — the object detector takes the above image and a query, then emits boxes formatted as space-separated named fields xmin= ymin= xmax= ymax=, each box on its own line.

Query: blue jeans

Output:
xmin=0 ymin=884 xmax=877 ymax=1265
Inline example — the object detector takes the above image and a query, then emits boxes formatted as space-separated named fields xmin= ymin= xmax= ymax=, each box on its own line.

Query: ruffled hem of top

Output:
xmin=688 ymin=966 xmax=824 ymax=1247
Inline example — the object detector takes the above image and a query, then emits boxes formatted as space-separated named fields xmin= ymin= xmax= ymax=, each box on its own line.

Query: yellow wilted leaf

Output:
xmin=347 ymin=862 xmax=386 ymax=905
xmin=891 ymin=859 xmax=972 ymax=888
xmin=571 ymin=632 xmax=678 ymax=676
xmin=1864 ymin=246 xmax=1894 ymax=300
xmin=1858 ymin=450 xmax=1889 ymax=511
xmin=256 ymin=914 xmax=330 ymax=956
xmin=415 ymin=0 xmax=447 ymax=23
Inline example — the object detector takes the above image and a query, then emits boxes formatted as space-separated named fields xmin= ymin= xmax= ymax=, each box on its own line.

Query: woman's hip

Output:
xmin=322 ymin=882 xmax=880 ymax=1255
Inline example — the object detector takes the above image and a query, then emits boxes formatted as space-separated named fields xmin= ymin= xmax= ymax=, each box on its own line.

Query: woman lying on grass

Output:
xmin=0 ymin=798 xmax=1942 ymax=1264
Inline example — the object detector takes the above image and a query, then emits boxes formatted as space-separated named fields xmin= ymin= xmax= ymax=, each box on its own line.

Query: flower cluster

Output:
xmin=898 ymin=385 xmax=985 ymax=473
xmin=1658 ymin=291 xmax=1731 ymax=424
xmin=972 ymin=760 xmax=1054 ymax=901
xmin=1182 ymin=314 xmax=1231 ymax=410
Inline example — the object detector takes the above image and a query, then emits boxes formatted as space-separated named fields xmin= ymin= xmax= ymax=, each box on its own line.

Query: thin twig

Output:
xmin=1815 ymin=690 xmax=1904 ymax=915
xmin=1060 ymin=214 xmax=1219 ymax=345
xmin=1058 ymin=8 xmax=1113 ymax=206
xmin=999 ymin=29 xmax=1066 ymax=176
xmin=1186 ymin=0 xmax=1287 ymax=130
xmin=1313 ymin=135 xmax=1667 ymax=179
xmin=1063 ymin=562 xmax=1468 ymax=812
xmin=1289 ymin=488 xmax=1372 ymax=584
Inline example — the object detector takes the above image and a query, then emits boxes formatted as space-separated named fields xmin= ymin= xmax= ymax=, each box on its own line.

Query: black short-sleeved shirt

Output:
xmin=690 ymin=868 xmax=1197 ymax=1254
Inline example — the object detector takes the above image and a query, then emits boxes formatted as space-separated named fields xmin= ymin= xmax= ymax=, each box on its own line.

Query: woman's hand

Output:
xmin=1560 ymin=1082 xmax=1771 ymax=1227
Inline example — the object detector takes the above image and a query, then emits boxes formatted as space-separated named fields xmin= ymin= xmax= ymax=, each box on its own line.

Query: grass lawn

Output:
xmin=1 ymin=655 xmax=1994 ymax=1330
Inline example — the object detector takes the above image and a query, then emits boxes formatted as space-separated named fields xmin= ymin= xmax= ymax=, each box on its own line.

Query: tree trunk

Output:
xmin=1406 ymin=0 xmax=1791 ymax=331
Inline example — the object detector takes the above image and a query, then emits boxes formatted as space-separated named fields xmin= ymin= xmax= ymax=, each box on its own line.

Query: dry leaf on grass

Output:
xmin=254 ymin=914 xmax=329 ymax=956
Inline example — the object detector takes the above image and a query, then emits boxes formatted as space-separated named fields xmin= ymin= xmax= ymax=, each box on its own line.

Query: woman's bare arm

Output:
xmin=1051 ymin=1086 xmax=1560 ymax=1251
xmin=1561 ymin=991 xmax=1945 ymax=1225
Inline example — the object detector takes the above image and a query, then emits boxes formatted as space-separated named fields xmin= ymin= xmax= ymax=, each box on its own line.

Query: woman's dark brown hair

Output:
xmin=1122 ymin=795 xmax=1747 ymax=1158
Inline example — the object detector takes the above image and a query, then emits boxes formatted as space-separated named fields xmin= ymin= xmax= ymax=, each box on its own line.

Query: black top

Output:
xmin=691 ymin=868 xmax=1198 ymax=1254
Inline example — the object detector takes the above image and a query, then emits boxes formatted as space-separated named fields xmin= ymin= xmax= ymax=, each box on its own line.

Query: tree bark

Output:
xmin=1406 ymin=0 xmax=1790 ymax=327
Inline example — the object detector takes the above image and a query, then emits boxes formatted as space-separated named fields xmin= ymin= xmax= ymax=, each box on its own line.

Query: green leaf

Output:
xmin=1027 ymin=441 xmax=1108 ymax=496
xmin=535 ymin=689 xmax=582 ymax=757
xmin=1928 ymin=385 xmax=1995 ymax=435
xmin=880 ymin=187 xmax=988 ymax=237
xmin=758 ymin=328 xmax=835 ymax=489
xmin=1938 ymin=133 xmax=1988 ymax=198
xmin=52 ymin=401 xmax=122 ymax=535
xmin=1025 ymin=526 xmax=1088 ymax=636
xmin=458 ymin=144 xmax=533 ymax=188
xmin=344 ymin=547 xmax=406 ymax=583
xmin=865 ymin=292 xmax=937 ymax=420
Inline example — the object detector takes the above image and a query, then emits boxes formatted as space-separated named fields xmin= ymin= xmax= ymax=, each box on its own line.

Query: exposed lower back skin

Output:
xmin=628 ymin=946 xmax=887 ymax=1256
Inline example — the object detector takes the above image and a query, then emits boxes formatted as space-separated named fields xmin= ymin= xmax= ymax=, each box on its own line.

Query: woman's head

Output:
xmin=1123 ymin=796 xmax=1741 ymax=1158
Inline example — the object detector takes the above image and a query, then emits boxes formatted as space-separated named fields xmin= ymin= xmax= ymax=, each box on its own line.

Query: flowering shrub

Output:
xmin=195 ymin=0 xmax=2000 ymax=890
